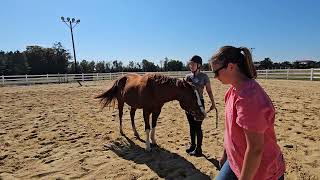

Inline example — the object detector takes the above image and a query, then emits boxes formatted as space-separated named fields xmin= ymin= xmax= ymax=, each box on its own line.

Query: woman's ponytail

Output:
xmin=239 ymin=47 xmax=257 ymax=79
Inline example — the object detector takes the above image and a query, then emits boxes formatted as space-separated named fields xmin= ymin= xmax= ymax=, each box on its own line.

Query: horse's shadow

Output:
xmin=105 ymin=135 xmax=211 ymax=179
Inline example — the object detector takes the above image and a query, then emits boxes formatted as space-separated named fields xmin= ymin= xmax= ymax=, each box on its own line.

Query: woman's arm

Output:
xmin=219 ymin=148 xmax=227 ymax=169
xmin=205 ymin=82 xmax=216 ymax=111
xmin=240 ymin=129 xmax=264 ymax=180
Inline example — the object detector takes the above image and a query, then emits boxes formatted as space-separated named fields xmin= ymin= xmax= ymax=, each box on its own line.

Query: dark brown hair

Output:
xmin=210 ymin=46 xmax=257 ymax=79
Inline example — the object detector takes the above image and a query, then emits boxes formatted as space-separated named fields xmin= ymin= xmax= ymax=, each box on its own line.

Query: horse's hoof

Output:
xmin=146 ymin=147 xmax=151 ymax=152
xmin=151 ymin=143 xmax=158 ymax=148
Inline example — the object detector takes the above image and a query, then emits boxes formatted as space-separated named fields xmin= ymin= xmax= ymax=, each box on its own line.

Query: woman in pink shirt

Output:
xmin=210 ymin=46 xmax=285 ymax=180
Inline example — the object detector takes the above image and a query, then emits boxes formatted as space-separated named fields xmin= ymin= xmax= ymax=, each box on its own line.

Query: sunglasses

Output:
xmin=212 ymin=64 xmax=227 ymax=77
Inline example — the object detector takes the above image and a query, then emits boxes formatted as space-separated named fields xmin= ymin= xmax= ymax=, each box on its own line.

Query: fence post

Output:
xmin=46 ymin=74 xmax=49 ymax=82
xmin=109 ymin=72 xmax=112 ymax=80
xmin=25 ymin=74 xmax=28 ymax=83
xmin=286 ymin=69 xmax=289 ymax=80
xmin=96 ymin=73 xmax=99 ymax=81
xmin=65 ymin=74 xmax=68 ymax=83
xmin=310 ymin=68 xmax=314 ymax=81
xmin=265 ymin=69 xmax=268 ymax=79
xmin=2 ymin=75 xmax=4 ymax=85
xmin=82 ymin=73 xmax=84 ymax=82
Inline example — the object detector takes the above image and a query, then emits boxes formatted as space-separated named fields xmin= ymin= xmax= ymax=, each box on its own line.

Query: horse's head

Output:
xmin=178 ymin=79 xmax=207 ymax=120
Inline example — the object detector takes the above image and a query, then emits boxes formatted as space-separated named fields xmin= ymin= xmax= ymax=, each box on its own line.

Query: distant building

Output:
xmin=296 ymin=60 xmax=316 ymax=65
xmin=295 ymin=60 xmax=316 ymax=68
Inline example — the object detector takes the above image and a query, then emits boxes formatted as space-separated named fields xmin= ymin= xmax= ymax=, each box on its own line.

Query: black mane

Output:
xmin=147 ymin=73 xmax=193 ymax=89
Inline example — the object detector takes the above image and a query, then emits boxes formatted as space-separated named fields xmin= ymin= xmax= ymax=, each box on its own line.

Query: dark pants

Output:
xmin=186 ymin=99 xmax=205 ymax=148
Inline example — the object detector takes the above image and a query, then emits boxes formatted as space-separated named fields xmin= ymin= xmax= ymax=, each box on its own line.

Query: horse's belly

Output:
xmin=124 ymin=95 xmax=143 ymax=108
xmin=123 ymin=84 xmax=151 ymax=109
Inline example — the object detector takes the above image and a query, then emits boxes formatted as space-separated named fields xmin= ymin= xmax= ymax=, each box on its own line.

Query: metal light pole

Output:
xmin=250 ymin=47 xmax=256 ymax=61
xmin=61 ymin=16 xmax=80 ymax=73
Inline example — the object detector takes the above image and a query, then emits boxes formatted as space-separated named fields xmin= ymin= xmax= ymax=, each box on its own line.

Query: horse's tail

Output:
xmin=95 ymin=76 xmax=127 ymax=109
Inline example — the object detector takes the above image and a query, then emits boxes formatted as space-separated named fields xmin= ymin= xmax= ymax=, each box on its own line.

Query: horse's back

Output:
xmin=121 ymin=73 xmax=159 ymax=108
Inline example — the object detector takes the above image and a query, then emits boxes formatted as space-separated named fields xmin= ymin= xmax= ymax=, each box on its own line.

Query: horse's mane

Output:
xmin=147 ymin=73 xmax=192 ymax=88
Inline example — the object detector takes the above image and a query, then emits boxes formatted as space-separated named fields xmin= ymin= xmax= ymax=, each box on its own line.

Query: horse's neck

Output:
xmin=156 ymin=85 xmax=183 ymax=103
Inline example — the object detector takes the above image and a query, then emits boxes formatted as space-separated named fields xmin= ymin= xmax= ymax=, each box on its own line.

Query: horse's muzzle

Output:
xmin=193 ymin=112 xmax=206 ymax=121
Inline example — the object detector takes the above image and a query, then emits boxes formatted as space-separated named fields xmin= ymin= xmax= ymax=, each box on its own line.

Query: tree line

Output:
xmin=256 ymin=58 xmax=320 ymax=70
xmin=1 ymin=43 xmax=319 ymax=75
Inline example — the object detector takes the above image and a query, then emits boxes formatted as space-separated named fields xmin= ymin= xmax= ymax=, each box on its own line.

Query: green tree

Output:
xmin=280 ymin=61 xmax=292 ymax=69
xmin=141 ymin=59 xmax=158 ymax=72
xmin=0 ymin=51 xmax=7 ymax=75
xmin=51 ymin=42 xmax=70 ymax=73
xmin=25 ymin=45 xmax=47 ymax=74
xmin=259 ymin=58 xmax=273 ymax=69
xmin=166 ymin=59 xmax=184 ymax=71
xmin=127 ymin=61 xmax=135 ymax=71
xmin=79 ymin=60 xmax=95 ymax=73
xmin=111 ymin=60 xmax=123 ymax=72
xmin=25 ymin=43 xmax=70 ymax=74
xmin=95 ymin=61 xmax=106 ymax=73
xmin=88 ymin=61 xmax=95 ymax=73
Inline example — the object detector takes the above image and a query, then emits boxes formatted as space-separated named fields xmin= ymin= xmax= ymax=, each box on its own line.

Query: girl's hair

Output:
xmin=210 ymin=46 xmax=257 ymax=79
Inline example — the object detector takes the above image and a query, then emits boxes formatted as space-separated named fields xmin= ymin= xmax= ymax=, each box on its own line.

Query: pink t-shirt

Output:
xmin=224 ymin=79 xmax=285 ymax=180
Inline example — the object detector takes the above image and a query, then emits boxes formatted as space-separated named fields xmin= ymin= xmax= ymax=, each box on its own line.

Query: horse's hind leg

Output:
xmin=130 ymin=107 xmax=139 ymax=138
xmin=151 ymin=110 xmax=161 ymax=145
xmin=118 ymin=101 xmax=124 ymax=135
xmin=143 ymin=109 xmax=152 ymax=151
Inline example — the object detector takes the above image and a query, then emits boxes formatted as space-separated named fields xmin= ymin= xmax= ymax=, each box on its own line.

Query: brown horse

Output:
xmin=96 ymin=73 xmax=206 ymax=151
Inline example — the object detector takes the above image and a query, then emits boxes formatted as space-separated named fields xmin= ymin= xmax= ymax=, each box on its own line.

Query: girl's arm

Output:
xmin=240 ymin=129 xmax=264 ymax=180
xmin=205 ymin=82 xmax=216 ymax=110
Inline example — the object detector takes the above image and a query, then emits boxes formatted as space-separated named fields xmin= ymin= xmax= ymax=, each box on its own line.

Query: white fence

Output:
xmin=1 ymin=68 xmax=320 ymax=86
xmin=256 ymin=68 xmax=320 ymax=81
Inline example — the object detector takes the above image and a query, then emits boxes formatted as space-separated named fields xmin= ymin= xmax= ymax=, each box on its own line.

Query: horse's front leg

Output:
xmin=130 ymin=107 xmax=139 ymax=138
xmin=143 ymin=109 xmax=152 ymax=152
xmin=151 ymin=110 xmax=161 ymax=146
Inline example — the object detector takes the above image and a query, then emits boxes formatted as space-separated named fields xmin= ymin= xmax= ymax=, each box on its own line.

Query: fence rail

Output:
xmin=1 ymin=68 xmax=320 ymax=86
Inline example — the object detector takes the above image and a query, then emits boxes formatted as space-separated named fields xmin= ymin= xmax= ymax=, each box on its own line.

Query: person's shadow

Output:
xmin=105 ymin=135 xmax=212 ymax=179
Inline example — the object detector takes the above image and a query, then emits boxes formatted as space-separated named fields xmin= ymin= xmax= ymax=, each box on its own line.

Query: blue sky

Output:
xmin=1 ymin=0 xmax=319 ymax=65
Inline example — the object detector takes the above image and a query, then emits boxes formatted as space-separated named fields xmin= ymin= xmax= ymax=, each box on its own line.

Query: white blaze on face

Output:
xmin=194 ymin=90 xmax=206 ymax=117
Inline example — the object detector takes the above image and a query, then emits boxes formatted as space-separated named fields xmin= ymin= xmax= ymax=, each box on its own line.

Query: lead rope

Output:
xmin=207 ymin=107 xmax=218 ymax=128
xmin=215 ymin=107 xmax=218 ymax=128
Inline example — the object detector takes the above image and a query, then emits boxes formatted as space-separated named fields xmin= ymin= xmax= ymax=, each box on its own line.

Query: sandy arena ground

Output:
xmin=0 ymin=79 xmax=319 ymax=180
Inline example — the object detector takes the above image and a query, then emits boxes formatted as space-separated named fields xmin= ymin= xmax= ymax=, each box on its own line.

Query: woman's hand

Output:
xmin=207 ymin=103 xmax=216 ymax=113
xmin=219 ymin=149 xmax=227 ymax=169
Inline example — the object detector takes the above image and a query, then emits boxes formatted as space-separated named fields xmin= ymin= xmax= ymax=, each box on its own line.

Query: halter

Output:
xmin=194 ymin=89 xmax=219 ymax=128
xmin=194 ymin=90 xmax=206 ymax=118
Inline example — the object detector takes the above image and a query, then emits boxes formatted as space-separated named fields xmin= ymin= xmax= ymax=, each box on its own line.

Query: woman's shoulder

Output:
xmin=237 ymin=80 xmax=264 ymax=97
xmin=198 ymin=72 xmax=210 ymax=81
xmin=237 ymin=80 xmax=273 ymax=106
